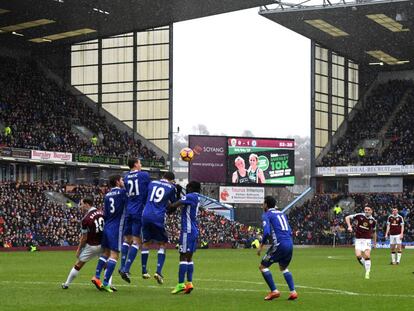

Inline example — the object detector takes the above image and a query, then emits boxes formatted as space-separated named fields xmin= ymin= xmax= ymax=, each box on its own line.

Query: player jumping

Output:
xmin=119 ymin=158 xmax=151 ymax=282
xmin=345 ymin=205 xmax=377 ymax=279
xmin=92 ymin=175 xmax=127 ymax=292
xmin=169 ymin=181 xmax=201 ymax=294
xmin=257 ymin=196 xmax=298 ymax=301
xmin=141 ymin=172 xmax=180 ymax=285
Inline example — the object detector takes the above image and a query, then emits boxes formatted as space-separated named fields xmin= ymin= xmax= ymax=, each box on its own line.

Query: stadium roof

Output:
xmin=0 ymin=0 xmax=273 ymax=48
xmin=260 ymin=0 xmax=414 ymax=70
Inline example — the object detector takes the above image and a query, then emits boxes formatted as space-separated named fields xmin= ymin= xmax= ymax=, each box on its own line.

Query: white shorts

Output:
xmin=355 ymin=239 xmax=372 ymax=252
xmin=390 ymin=235 xmax=402 ymax=245
xmin=78 ymin=244 xmax=102 ymax=262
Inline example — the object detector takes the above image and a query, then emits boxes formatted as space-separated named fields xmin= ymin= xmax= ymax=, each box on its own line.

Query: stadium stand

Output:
xmin=0 ymin=57 xmax=164 ymax=164
xmin=320 ymin=80 xmax=414 ymax=166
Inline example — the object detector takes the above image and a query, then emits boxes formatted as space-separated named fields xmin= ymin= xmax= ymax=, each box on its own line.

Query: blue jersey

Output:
xmin=262 ymin=208 xmax=292 ymax=245
xmin=179 ymin=193 xmax=200 ymax=235
xmin=142 ymin=179 xmax=177 ymax=227
xmin=124 ymin=170 xmax=150 ymax=216
xmin=104 ymin=187 xmax=127 ymax=228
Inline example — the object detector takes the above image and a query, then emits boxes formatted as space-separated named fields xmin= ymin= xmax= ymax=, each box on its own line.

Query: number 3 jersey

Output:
xmin=104 ymin=187 xmax=128 ymax=228
xmin=81 ymin=207 xmax=105 ymax=246
xmin=262 ymin=208 xmax=292 ymax=245
xmin=142 ymin=179 xmax=177 ymax=228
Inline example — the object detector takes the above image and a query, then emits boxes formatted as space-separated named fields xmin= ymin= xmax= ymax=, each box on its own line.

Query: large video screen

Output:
xmin=227 ymin=137 xmax=295 ymax=185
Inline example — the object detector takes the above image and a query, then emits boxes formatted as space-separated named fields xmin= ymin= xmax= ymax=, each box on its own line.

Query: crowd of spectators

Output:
xmin=320 ymin=80 xmax=414 ymax=167
xmin=0 ymin=182 xmax=81 ymax=247
xmin=381 ymin=88 xmax=414 ymax=165
xmin=0 ymin=182 xmax=257 ymax=248
xmin=0 ymin=57 xmax=164 ymax=164
xmin=288 ymin=192 xmax=414 ymax=245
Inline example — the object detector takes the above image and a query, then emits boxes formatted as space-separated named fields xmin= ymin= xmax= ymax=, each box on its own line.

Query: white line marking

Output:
xmin=1 ymin=280 xmax=414 ymax=299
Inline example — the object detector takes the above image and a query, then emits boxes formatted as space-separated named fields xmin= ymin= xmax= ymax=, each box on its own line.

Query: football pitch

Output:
xmin=1 ymin=248 xmax=413 ymax=311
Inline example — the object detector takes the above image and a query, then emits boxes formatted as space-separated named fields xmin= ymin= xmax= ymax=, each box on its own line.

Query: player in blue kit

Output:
xmin=141 ymin=171 xmax=180 ymax=285
xmin=169 ymin=181 xmax=201 ymax=295
xmin=257 ymin=196 xmax=298 ymax=301
xmin=91 ymin=175 xmax=127 ymax=292
xmin=119 ymin=158 xmax=151 ymax=283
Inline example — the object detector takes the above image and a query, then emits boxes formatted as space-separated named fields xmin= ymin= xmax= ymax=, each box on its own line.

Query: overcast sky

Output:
xmin=173 ymin=8 xmax=311 ymax=138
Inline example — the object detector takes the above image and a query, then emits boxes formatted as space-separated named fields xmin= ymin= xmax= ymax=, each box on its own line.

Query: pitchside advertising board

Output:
xmin=188 ymin=135 xmax=295 ymax=186
xmin=188 ymin=135 xmax=227 ymax=183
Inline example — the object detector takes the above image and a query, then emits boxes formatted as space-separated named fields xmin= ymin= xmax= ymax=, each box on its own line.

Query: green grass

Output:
xmin=0 ymin=248 xmax=413 ymax=310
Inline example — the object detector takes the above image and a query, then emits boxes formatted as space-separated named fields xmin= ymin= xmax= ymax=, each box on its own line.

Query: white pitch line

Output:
xmin=1 ymin=280 xmax=414 ymax=299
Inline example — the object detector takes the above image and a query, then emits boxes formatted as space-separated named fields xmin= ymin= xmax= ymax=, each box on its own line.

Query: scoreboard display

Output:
xmin=227 ymin=137 xmax=295 ymax=185
xmin=188 ymin=135 xmax=295 ymax=186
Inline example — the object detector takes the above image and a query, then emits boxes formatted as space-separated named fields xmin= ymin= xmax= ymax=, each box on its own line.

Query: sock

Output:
xmin=261 ymin=268 xmax=276 ymax=292
xmin=124 ymin=244 xmax=139 ymax=273
xmin=120 ymin=242 xmax=130 ymax=271
xmin=64 ymin=266 xmax=80 ymax=285
xmin=282 ymin=269 xmax=295 ymax=292
xmin=397 ymin=252 xmax=402 ymax=263
xmin=103 ymin=258 xmax=117 ymax=286
xmin=364 ymin=258 xmax=371 ymax=272
xmin=156 ymin=248 xmax=166 ymax=274
xmin=178 ymin=261 xmax=187 ymax=284
xmin=391 ymin=252 xmax=396 ymax=263
xmin=357 ymin=256 xmax=365 ymax=266
xmin=187 ymin=261 xmax=194 ymax=283
xmin=95 ymin=256 xmax=108 ymax=279
xmin=141 ymin=249 xmax=149 ymax=274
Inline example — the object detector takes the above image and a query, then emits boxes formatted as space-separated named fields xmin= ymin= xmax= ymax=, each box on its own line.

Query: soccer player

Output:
xmin=385 ymin=208 xmax=404 ymax=265
xmin=345 ymin=205 xmax=377 ymax=279
xmin=169 ymin=181 xmax=201 ymax=294
xmin=92 ymin=175 xmax=127 ymax=292
xmin=119 ymin=158 xmax=151 ymax=283
xmin=257 ymin=196 xmax=298 ymax=301
xmin=141 ymin=171 xmax=179 ymax=285
xmin=61 ymin=196 xmax=104 ymax=289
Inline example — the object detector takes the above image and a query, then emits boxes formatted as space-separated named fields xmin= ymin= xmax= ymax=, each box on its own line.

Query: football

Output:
xmin=180 ymin=147 xmax=194 ymax=162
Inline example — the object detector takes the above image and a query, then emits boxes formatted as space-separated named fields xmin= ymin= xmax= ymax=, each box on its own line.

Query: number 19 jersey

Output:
xmin=142 ymin=179 xmax=177 ymax=228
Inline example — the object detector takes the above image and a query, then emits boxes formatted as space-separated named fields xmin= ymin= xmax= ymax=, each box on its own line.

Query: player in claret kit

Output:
xmin=91 ymin=175 xmax=127 ymax=292
xmin=169 ymin=181 xmax=201 ymax=295
xmin=257 ymin=196 xmax=298 ymax=301
xmin=385 ymin=208 xmax=404 ymax=265
xmin=345 ymin=205 xmax=377 ymax=279
xmin=61 ymin=196 xmax=104 ymax=289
